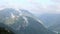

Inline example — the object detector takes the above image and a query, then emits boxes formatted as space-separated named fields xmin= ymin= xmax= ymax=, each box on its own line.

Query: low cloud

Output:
xmin=0 ymin=0 xmax=60 ymax=14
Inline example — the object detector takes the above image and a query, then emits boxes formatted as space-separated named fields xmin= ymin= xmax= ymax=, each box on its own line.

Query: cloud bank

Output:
xmin=0 ymin=0 xmax=60 ymax=14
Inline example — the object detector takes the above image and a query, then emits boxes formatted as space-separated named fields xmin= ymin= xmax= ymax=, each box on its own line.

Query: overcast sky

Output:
xmin=0 ymin=0 xmax=60 ymax=14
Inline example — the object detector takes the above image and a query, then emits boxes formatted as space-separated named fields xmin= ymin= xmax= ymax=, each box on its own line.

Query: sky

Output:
xmin=0 ymin=0 xmax=60 ymax=15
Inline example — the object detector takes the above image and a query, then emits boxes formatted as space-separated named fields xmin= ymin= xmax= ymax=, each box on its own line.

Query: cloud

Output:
xmin=29 ymin=0 xmax=60 ymax=14
xmin=0 ymin=0 xmax=60 ymax=14
xmin=52 ymin=0 xmax=60 ymax=3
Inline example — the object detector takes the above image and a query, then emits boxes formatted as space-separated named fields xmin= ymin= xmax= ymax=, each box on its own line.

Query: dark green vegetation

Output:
xmin=58 ymin=32 xmax=60 ymax=34
xmin=0 ymin=8 xmax=57 ymax=34
xmin=0 ymin=27 xmax=14 ymax=34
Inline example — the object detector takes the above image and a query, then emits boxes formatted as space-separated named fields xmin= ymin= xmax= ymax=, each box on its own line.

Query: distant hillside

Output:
xmin=38 ymin=14 xmax=60 ymax=27
xmin=48 ymin=21 xmax=60 ymax=32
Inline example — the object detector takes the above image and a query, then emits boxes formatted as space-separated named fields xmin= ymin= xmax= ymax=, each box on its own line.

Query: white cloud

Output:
xmin=0 ymin=0 xmax=60 ymax=14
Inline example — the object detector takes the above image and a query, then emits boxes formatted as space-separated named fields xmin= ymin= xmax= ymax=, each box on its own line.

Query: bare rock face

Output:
xmin=0 ymin=8 xmax=57 ymax=34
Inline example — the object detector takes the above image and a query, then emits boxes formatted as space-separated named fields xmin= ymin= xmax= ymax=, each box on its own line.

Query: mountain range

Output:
xmin=37 ymin=13 xmax=60 ymax=33
xmin=0 ymin=8 xmax=57 ymax=34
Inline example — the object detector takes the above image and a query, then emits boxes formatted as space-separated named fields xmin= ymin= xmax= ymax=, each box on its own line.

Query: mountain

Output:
xmin=48 ymin=23 xmax=60 ymax=33
xmin=38 ymin=14 xmax=60 ymax=27
xmin=48 ymin=20 xmax=60 ymax=33
xmin=37 ymin=13 xmax=60 ymax=33
xmin=0 ymin=8 xmax=57 ymax=34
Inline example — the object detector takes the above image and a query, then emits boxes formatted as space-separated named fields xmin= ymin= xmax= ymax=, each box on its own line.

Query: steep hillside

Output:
xmin=0 ymin=8 xmax=57 ymax=34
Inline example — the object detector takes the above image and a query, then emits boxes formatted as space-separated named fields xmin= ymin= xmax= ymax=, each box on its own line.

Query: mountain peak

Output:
xmin=0 ymin=8 xmax=57 ymax=34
